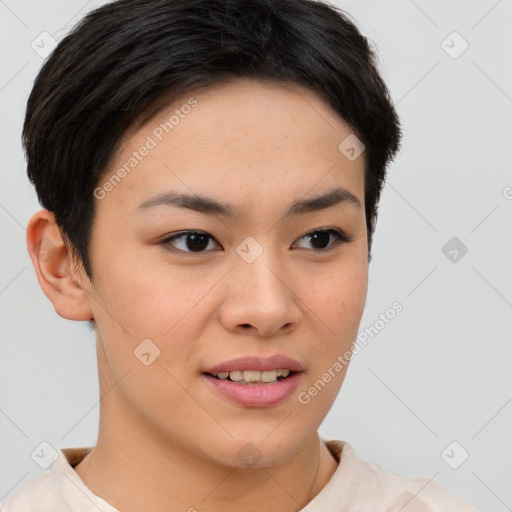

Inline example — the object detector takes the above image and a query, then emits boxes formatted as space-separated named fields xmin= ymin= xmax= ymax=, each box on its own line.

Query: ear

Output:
xmin=26 ymin=209 xmax=94 ymax=321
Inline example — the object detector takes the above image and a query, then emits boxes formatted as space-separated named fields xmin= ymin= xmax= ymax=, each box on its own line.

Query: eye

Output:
xmin=292 ymin=228 xmax=351 ymax=251
xmin=160 ymin=231 xmax=220 ymax=253
xmin=160 ymin=228 xmax=351 ymax=255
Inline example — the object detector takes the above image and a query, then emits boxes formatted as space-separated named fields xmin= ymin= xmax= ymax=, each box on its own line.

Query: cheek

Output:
xmin=296 ymin=253 xmax=367 ymax=394
xmin=94 ymin=248 xmax=215 ymax=339
xmin=91 ymin=265 xmax=212 ymax=431
xmin=302 ymin=256 xmax=367 ymax=339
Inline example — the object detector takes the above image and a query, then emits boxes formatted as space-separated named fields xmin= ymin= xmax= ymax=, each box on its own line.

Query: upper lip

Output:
xmin=204 ymin=355 xmax=304 ymax=375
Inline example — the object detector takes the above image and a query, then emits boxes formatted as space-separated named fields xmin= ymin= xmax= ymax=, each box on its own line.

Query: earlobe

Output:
xmin=26 ymin=209 xmax=94 ymax=322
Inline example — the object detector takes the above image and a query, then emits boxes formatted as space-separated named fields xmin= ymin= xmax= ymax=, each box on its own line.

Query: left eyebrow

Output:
xmin=283 ymin=186 xmax=362 ymax=219
xmin=137 ymin=186 xmax=362 ymax=218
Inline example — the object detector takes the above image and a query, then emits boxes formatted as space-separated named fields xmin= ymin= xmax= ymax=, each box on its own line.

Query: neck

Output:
xmin=74 ymin=413 xmax=338 ymax=512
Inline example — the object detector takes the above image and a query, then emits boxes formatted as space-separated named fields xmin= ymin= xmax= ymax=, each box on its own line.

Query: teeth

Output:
xmin=214 ymin=369 xmax=292 ymax=384
xmin=244 ymin=370 xmax=261 ymax=383
xmin=261 ymin=370 xmax=278 ymax=382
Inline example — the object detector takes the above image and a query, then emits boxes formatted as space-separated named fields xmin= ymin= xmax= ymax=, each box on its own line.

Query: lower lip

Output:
xmin=203 ymin=372 xmax=303 ymax=407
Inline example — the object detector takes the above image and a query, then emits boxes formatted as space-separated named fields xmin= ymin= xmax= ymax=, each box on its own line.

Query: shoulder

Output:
xmin=1 ymin=469 xmax=67 ymax=512
xmin=1 ymin=447 xmax=94 ymax=512
xmin=324 ymin=440 xmax=479 ymax=511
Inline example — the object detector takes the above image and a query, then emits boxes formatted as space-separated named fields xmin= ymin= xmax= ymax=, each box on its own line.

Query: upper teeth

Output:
xmin=215 ymin=369 xmax=291 ymax=383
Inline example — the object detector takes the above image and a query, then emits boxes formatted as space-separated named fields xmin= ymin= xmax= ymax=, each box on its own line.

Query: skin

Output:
xmin=26 ymin=77 xmax=368 ymax=512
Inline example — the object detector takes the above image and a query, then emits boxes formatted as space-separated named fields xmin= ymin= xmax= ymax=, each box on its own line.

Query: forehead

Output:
xmin=95 ymin=77 xmax=365 ymax=217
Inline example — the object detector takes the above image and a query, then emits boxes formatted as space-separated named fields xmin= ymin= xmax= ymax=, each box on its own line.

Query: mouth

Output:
xmin=202 ymin=355 xmax=304 ymax=407
xmin=205 ymin=368 xmax=296 ymax=385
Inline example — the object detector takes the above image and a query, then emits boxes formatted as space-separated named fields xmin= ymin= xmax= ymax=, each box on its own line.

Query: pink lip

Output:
xmin=203 ymin=372 xmax=303 ymax=407
xmin=203 ymin=354 xmax=304 ymax=375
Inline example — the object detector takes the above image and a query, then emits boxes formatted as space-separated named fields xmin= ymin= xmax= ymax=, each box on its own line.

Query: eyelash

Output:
xmin=159 ymin=228 xmax=352 ymax=255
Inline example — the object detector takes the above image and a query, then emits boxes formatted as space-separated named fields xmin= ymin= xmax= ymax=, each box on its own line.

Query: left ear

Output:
xmin=26 ymin=209 xmax=94 ymax=321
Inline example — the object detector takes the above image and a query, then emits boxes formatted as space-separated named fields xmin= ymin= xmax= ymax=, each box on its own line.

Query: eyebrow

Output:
xmin=137 ymin=186 xmax=361 ymax=218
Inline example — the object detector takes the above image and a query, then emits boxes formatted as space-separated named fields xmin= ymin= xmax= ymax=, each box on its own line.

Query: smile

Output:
xmin=209 ymin=369 xmax=293 ymax=384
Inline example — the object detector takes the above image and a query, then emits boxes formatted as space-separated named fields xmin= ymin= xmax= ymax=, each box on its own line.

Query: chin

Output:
xmin=209 ymin=429 xmax=314 ymax=470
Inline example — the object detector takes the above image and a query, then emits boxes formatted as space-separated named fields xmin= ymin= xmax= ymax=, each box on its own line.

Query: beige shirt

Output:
xmin=1 ymin=440 xmax=478 ymax=511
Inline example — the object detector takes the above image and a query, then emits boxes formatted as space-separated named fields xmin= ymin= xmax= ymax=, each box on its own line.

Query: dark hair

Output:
xmin=23 ymin=0 xmax=401 ymax=280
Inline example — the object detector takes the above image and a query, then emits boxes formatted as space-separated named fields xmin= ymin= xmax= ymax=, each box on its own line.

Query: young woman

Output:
xmin=4 ymin=0 xmax=478 ymax=510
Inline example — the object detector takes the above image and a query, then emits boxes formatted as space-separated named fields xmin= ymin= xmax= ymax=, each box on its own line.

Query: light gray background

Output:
xmin=1 ymin=1 xmax=511 ymax=510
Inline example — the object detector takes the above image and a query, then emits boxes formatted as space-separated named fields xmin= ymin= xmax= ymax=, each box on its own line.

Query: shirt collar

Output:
xmin=52 ymin=447 xmax=120 ymax=512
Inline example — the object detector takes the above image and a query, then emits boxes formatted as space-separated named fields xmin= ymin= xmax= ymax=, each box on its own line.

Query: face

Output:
xmin=85 ymin=77 xmax=368 ymax=468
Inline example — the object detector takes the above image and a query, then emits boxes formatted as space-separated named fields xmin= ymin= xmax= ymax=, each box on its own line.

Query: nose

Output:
xmin=218 ymin=242 xmax=303 ymax=338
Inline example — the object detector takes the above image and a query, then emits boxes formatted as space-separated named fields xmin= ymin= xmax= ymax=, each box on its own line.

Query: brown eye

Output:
xmin=160 ymin=231 xmax=220 ymax=253
xmin=293 ymin=229 xmax=350 ymax=251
